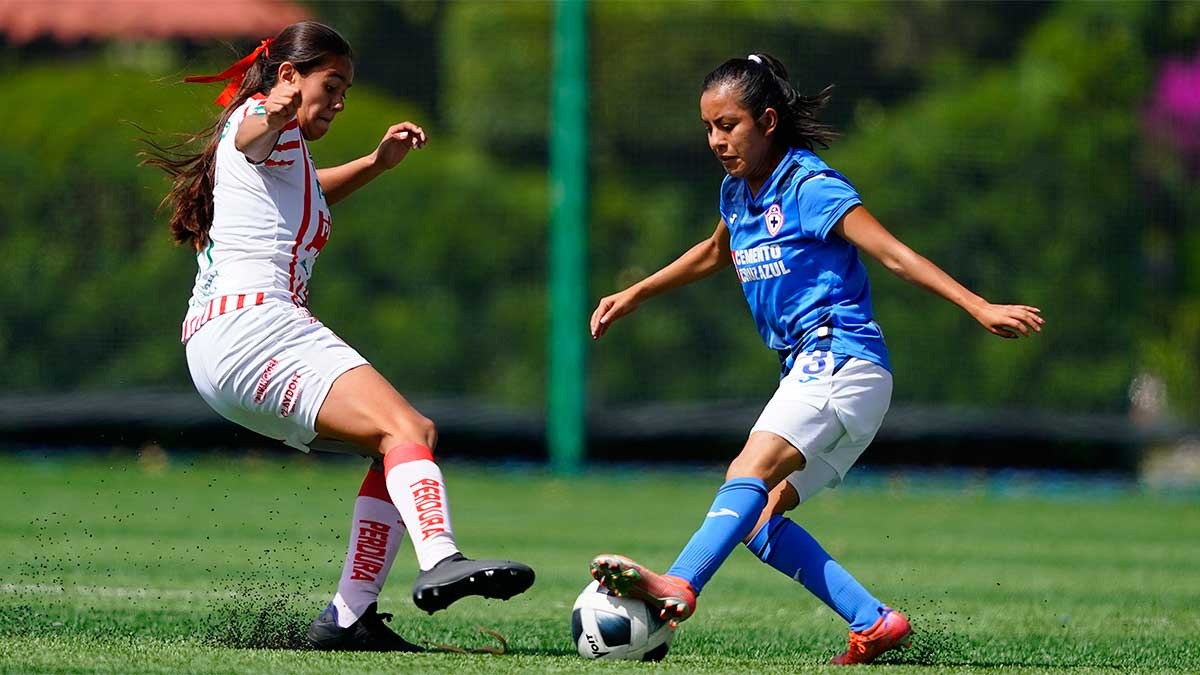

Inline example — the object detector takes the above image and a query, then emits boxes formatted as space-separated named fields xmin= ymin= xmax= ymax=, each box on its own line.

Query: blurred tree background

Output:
xmin=2 ymin=0 xmax=1198 ymax=425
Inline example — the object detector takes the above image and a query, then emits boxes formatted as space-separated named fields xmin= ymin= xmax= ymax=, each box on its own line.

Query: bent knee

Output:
xmin=743 ymin=482 xmax=799 ymax=545
xmin=726 ymin=454 xmax=802 ymax=483
xmin=767 ymin=481 xmax=799 ymax=514
xmin=727 ymin=432 xmax=806 ymax=485
xmin=386 ymin=413 xmax=437 ymax=450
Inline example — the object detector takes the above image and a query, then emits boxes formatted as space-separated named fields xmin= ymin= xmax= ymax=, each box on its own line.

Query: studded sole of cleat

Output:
xmin=413 ymin=564 xmax=535 ymax=614
xmin=590 ymin=557 xmax=693 ymax=624
xmin=589 ymin=560 xmax=643 ymax=597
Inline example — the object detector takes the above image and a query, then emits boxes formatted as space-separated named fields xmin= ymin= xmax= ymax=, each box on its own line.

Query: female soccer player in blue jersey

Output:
xmin=588 ymin=53 xmax=1043 ymax=665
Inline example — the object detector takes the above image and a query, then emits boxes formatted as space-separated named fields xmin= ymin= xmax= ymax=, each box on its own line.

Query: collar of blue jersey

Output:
xmin=742 ymin=147 xmax=834 ymax=206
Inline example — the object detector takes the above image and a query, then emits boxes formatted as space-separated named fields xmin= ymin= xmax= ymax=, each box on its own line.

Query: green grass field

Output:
xmin=0 ymin=452 xmax=1197 ymax=673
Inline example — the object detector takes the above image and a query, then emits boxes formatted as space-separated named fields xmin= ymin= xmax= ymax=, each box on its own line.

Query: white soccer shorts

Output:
xmin=751 ymin=354 xmax=893 ymax=503
xmin=185 ymin=300 xmax=368 ymax=452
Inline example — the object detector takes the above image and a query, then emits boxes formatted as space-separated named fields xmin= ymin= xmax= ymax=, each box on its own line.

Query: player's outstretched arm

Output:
xmin=834 ymin=205 xmax=1044 ymax=339
xmin=317 ymin=122 xmax=428 ymax=205
xmin=591 ymin=219 xmax=731 ymax=340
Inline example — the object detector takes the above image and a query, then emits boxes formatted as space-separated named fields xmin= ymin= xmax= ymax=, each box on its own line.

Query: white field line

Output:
xmin=0 ymin=583 xmax=328 ymax=603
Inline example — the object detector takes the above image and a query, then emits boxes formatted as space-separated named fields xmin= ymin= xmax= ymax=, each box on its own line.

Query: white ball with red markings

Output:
xmin=571 ymin=580 xmax=675 ymax=661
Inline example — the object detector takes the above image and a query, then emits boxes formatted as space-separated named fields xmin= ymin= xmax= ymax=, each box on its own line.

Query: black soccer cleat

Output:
xmin=412 ymin=553 xmax=535 ymax=614
xmin=307 ymin=602 xmax=424 ymax=652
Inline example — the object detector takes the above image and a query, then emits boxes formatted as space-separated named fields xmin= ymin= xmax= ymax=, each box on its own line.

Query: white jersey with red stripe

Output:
xmin=182 ymin=94 xmax=331 ymax=342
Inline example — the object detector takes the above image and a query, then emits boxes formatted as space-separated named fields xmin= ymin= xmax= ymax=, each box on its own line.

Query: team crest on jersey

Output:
xmin=765 ymin=203 xmax=785 ymax=236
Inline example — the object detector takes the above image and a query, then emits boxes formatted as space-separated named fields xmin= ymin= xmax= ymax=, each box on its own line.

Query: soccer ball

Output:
xmin=571 ymin=580 xmax=675 ymax=661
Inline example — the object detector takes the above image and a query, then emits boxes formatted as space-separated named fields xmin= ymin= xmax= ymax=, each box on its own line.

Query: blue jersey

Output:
xmin=719 ymin=147 xmax=890 ymax=374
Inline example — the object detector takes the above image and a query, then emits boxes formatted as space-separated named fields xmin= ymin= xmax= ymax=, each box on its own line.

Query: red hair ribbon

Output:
xmin=184 ymin=38 xmax=273 ymax=107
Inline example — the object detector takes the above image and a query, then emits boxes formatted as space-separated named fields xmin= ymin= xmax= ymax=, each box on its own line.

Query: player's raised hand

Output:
xmin=373 ymin=122 xmax=427 ymax=170
xmin=264 ymin=81 xmax=302 ymax=130
xmin=590 ymin=289 xmax=641 ymax=340
xmin=973 ymin=303 xmax=1043 ymax=339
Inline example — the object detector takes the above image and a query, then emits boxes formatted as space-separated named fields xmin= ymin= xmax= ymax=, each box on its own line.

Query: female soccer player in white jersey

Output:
xmin=588 ymin=53 xmax=1043 ymax=665
xmin=142 ymin=21 xmax=533 ymax=651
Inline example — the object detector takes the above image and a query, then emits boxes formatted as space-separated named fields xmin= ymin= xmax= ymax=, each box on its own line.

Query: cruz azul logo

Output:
xmin=765 ymin=203 xmax=785 ymax=236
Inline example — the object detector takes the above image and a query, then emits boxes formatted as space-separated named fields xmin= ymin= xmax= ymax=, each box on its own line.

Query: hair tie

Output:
xmin=184 ymin=38 xmax=274 ymax=107
xmin=747 ymin=54 xmax=763 ymax=64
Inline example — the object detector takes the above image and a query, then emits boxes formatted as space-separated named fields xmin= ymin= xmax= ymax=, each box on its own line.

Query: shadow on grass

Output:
xmin=202 ymin=597 xmax=578 ymax=659
xmin=881 ymin=620 xmax=1141 ymax=671
xmin=494 ymin=647 xmax=577 ymax=658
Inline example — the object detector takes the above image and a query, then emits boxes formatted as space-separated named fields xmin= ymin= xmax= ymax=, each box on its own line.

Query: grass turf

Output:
xmin=0 ymin=452 xmax=1197 ymax=673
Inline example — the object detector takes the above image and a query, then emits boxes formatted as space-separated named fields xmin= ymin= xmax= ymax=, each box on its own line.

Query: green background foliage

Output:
xmin=2 ymin=1 xmax=1198 ymax=421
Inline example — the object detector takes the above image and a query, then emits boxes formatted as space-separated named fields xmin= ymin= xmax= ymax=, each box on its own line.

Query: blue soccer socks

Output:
xmin=666 ymin=477 xmax=769 ymax=593
xmin=746 ymin=514 xmax=885 ymax=631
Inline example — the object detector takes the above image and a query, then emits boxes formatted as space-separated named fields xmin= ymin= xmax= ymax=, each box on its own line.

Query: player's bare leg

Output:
xmin=744 ymin=464 xmax=803 ymax=543
xmin=726 ymin=431 xmax=806 ymax=487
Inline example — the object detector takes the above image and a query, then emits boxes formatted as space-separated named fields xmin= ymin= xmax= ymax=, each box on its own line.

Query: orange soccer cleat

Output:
xmin=830 ymin=607 xmax=912 ymax=665
xmin=589 ymin=554 xmax=698 ymax=626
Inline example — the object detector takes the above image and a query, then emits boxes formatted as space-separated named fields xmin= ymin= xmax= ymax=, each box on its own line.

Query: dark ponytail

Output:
xmin=139 ymin=21 xmax=352 ymax=251
xmin=702 ymin=53 xmax=837 ymax=151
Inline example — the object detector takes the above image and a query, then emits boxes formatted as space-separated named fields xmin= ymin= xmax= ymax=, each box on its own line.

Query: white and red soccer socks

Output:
xmin=383 ymin=442 xmax=460 ymax=571
xmin=331 ymin=464 xmax=405 ymax=628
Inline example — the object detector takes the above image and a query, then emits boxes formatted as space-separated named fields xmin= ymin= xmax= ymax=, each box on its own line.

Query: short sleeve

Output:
xmin=795 ymin=173 xmax=861 ymax=240
xmin=218 ymin=99 xmax=269 ymax=165
xmin=222 ymin=99 xmax=265 ymax=138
